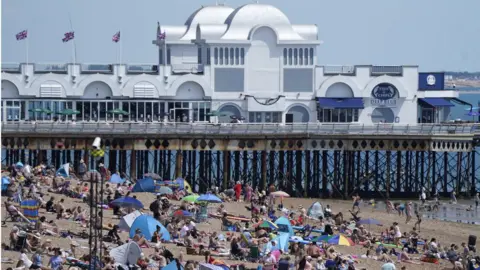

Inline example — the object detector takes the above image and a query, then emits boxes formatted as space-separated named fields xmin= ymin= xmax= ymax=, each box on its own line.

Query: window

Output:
xmin=240 ymin=48 xmax=245 ymax=65
xmin=198 ymin=47 xmax=202 ymax=64
xmin=294 ymin=49 xmax=298 ymax=65
xmin=317 ymin=108 xmax=360 ymax=123
xmin=309 ymin=48 xmax=314 ymax=65
xmin=304 ymin=48 xmax=308 ymax=66
xmin=248 ymin=112 xmax=282 ymax=123
xmin=167 ymin=48 xmax=171 ymax=65
xmin=225 ymin=47 xmax=229 ymax=65
xmin=214 ymin=48 xmax=218 ymax=65
xmin=229 ymin=48 xmax=234 ymax=65
xmin=235 ymin=48 xmax=239 ymax=65
xmin=283 ymin=48 xmax=287 ymax=65
xmin=288 ymin=49 xmax=292 ymax=65
xmin=219 ymin=48 xmax=224 ymax=65
xmin=207 ymin=48 xmax=211 ymax=65
xmin=299 ymin=49 xmax=303 ymax=65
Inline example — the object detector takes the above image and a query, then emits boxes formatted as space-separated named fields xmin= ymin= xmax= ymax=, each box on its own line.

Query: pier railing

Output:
xmin=1 ymin=122 xmax=478 ymax=137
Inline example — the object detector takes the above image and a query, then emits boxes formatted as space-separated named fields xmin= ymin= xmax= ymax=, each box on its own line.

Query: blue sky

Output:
xmin=2 ymin=0 xmax=479 ymax=71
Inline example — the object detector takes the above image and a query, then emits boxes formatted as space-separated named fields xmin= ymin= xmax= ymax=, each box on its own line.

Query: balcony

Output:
xmin=323 ymin=65 xmax=356 ymax=75
xmin=1 ymin=63 xmax=21 ymax=73
xmin=80 ymin=64 xmax=113 ymax=74
xmin=171 ymin=63 xmax=204 ymax=74
xmin=34 ymin=63 xmax=68 ymax=74
xmin=126 ymin=64 xmax=158 ymax=74
xmin=371 ymin=66 xmax=403 ymax=76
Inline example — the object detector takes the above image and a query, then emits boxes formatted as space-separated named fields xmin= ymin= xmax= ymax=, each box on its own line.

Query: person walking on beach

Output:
xmin=451 ymin=191 xmax=457 ymax=204
xmin=405 ymin=202 xmax=413 ymax=224
xmin=414 ymin=210 xmax=422 ymax=232
xmin=475 ymin=193 xmax=479 ymax=209
xmin=420 ymin=189 xmax=426 ymax=205
xmin=352 ymin=193 xmax=361 ymax=212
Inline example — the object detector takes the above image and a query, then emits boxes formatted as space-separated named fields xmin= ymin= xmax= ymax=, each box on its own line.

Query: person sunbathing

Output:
xmin=132 ymin=228 xmax=149 ymax=247
xmin=36 ymin=216 xmax=58 ymax=236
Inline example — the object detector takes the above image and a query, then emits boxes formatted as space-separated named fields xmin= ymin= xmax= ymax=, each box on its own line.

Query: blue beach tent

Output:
xmin=2 ymin=177 xmax=11 ymax=191
xmin=56 ymin=163 xmax=70 ymax=177
xmin=129 ymin=214 xmax=171 ymax=241
xmin=109 ymin=173 xmax=125 ymax=184
xmin=275 ymin=216 xmax=294 ymax=237
xmin=263 ymin=233 xmax=290 ymax=253
xmin=132 ymin=177 xmax=156 ymax=193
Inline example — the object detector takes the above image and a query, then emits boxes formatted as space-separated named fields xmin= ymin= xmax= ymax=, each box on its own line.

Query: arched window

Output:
xmin=309 ymin=48 xmax=314 ymax=65
xmin=283 ymin=48 xmax=287 ymax=65
xmin=214 ymin=48 xmax=218 ymax=65
xmin=229 ymin=48 xmax=234 ymax=65
xmin=235 ymin=48 xmax=239 ymax=65
xmin=240 ymin=48 xmax=245 ymax=65
xmin=294 ymin=49 xmax=298 ymax=65
xmin=219 ymin=48 xmax=224 ymax=65
xmin=225 ymin=47 xmax=229 ymax=65
xmin=299 ymin=48 xmax=303 ymax=65
xmin=304 ymin=48 xmax=308 ymax=65
xmin=288 ymin=48 xmax=293 ymax=65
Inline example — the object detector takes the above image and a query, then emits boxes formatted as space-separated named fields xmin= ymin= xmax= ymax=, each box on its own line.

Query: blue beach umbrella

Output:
xmin=111 ymin=197 xmax=144 ymax=209
xmin=197 ymin=193 xmax=222 ymax=203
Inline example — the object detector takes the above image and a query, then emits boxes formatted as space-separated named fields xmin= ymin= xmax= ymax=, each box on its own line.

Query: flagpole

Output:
xmin=26 ymin=30 xmax=29 ymax=66
xmin=68 ymin=14 xmax=76 ymax=65
xmin=120 ymin=30 xmax=123 ymax=65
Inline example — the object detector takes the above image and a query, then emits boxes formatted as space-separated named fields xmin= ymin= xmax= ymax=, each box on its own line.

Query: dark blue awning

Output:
xmin=418 ymin=98 xmax=454 ymax=107
xmin=318 ymin=98 xmax=364 ymax=109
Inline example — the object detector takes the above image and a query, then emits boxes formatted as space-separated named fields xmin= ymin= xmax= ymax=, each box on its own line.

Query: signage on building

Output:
xmin=418 ymin=72 xmax=445 ymax=90
xmin=371 ymin=83 xmax=397 ymax=100
xmin=371 ymin=83 xmax=398 ymax=107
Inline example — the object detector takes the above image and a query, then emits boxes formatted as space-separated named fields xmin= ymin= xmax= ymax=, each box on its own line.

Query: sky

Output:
xmin=2 ymin=0 xmax=480 ymax=71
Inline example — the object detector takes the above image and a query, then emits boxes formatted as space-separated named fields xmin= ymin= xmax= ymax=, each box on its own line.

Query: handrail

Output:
xmin=1 ymin=122 xmax=479 ymax=136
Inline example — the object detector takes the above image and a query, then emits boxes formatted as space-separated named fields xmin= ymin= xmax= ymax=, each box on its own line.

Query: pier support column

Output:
xmin=261 ymin=151 xmax=267 ymax=190
xmin=223 ymin=150 xmax=229 ymax=190
xmin=130 ymin=150 xmax=136 ymax=180
xmin=175 ymin=151 xmax=183 ymax=179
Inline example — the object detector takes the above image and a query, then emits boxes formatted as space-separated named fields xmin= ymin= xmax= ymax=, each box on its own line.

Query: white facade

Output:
xmin=1 ymin=3 xmax=460 ymax=124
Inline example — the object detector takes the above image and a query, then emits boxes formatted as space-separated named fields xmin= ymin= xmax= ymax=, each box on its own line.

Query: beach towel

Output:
xmin=21 ymin=199 xmax=40 ymax=223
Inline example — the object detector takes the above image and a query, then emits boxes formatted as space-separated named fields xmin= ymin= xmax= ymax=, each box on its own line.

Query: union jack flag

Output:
xmin=62 ymin=31 xmax=75 ymax=42
xmin=112 ymin=31 xmax=120 ymax=43
xmin=16 ymin=30 xmax=28 ymax=40
xmin=157 ymin=31 xmax=166 ymax=40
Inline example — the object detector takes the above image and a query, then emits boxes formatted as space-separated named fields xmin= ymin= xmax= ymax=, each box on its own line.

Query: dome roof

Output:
xmin=224 ymin=4 xmax=291 ymax=27
xmin=185 ymin=5 xmax=234 ymax=27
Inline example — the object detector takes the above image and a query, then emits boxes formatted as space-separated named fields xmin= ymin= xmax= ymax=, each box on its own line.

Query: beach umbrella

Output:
xmin=197 ymin=194 xmax=222 ymax=203
xmin=255 ymin=220 xmax=278 ymax=230
xmin=108 ymin=109 xmax=129 ymax=115
xmin=57 ymin=109 xmax=80 ymax=115
xmin=28 ymin=108 xmax=46 ymax=113
xmin=111 ymin=197 xmax=144 ymax=209
xmin=357 ymin=218 xmax=382 ymax=226
xmin=171 ymin=210 xmax=193 ymax=218
xmin=16 ymin=162 xmax=24 ymax=168
xmin=157 ymin=186 xmax=173 ymax=195
xmin=311 ymin=235 xmax=334 ymax=243
xmin=326 ymin=235 xmax=355 ymax=246
xmin=357 ymin=218 xmax=382 ymax=230
xmin=270 ymin=191 xmax=290 ymax=197
xmin=182 ymin=194 xmax=199 ymax=203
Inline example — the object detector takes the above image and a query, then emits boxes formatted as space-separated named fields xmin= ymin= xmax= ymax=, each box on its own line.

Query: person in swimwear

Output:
xmin=352 ymin=194 xmax=361 ymax=212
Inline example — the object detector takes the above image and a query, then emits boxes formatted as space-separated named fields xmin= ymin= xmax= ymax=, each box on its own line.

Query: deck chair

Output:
xmin=2 ymin=202 xmax=21 ymax=225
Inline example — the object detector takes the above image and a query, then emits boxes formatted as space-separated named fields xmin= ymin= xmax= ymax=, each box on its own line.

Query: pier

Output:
xmin=2 ymin=122 xmax=479 ymax=199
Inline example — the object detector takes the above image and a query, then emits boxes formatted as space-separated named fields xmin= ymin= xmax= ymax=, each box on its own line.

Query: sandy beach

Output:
xmin=2 ymin=183 xmax=478 ymax=270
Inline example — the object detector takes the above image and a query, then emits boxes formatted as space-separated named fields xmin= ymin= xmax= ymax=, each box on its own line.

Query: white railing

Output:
xmin=171 ymin=63 xmax=204 ymax=73
xmin=323 ymin=65 xmax=355 ymax=75
xmin=2 ymin=122 xmax=478 ymax=136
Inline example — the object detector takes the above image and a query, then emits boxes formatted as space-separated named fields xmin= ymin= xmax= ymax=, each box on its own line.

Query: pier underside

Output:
xmin=2 ymin=135 xmax=479 ymax=198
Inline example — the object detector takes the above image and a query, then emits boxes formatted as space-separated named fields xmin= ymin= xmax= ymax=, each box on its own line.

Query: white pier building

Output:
xmin=1 ymin=3 xmax=467 ymax=125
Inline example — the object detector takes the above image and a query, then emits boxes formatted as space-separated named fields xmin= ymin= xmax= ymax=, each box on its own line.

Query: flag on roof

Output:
xmin=62 ymin=31 xmax=75 ymax=42
xmin=112 ymin=31 xmax=120 ymax=43
xmin=158 ymin=32 xmax=166 ymax=40
xmin=16 ymin=30 xmax=28 ymax=40
xmin=156 ymin=22 xmax=165 ymax=40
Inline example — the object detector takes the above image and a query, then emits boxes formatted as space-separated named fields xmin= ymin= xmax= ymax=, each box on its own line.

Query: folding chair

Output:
xmin=2 ymin=202 xmax=21 ymax=225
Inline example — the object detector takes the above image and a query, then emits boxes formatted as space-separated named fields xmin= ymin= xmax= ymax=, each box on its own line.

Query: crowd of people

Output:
xmin=1 ymin=161 xmax=479 ymax=270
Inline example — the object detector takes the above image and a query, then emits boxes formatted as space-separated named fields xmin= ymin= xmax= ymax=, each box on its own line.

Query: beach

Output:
xmin=2 ymin=187 xmax=478 ymax=270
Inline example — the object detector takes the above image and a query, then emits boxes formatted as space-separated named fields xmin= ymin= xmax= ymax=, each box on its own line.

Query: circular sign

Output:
xmin=426 ymin=74 xmax=436 ymax=86
xmin=371 ymin=83 xmax=397 ymax=100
